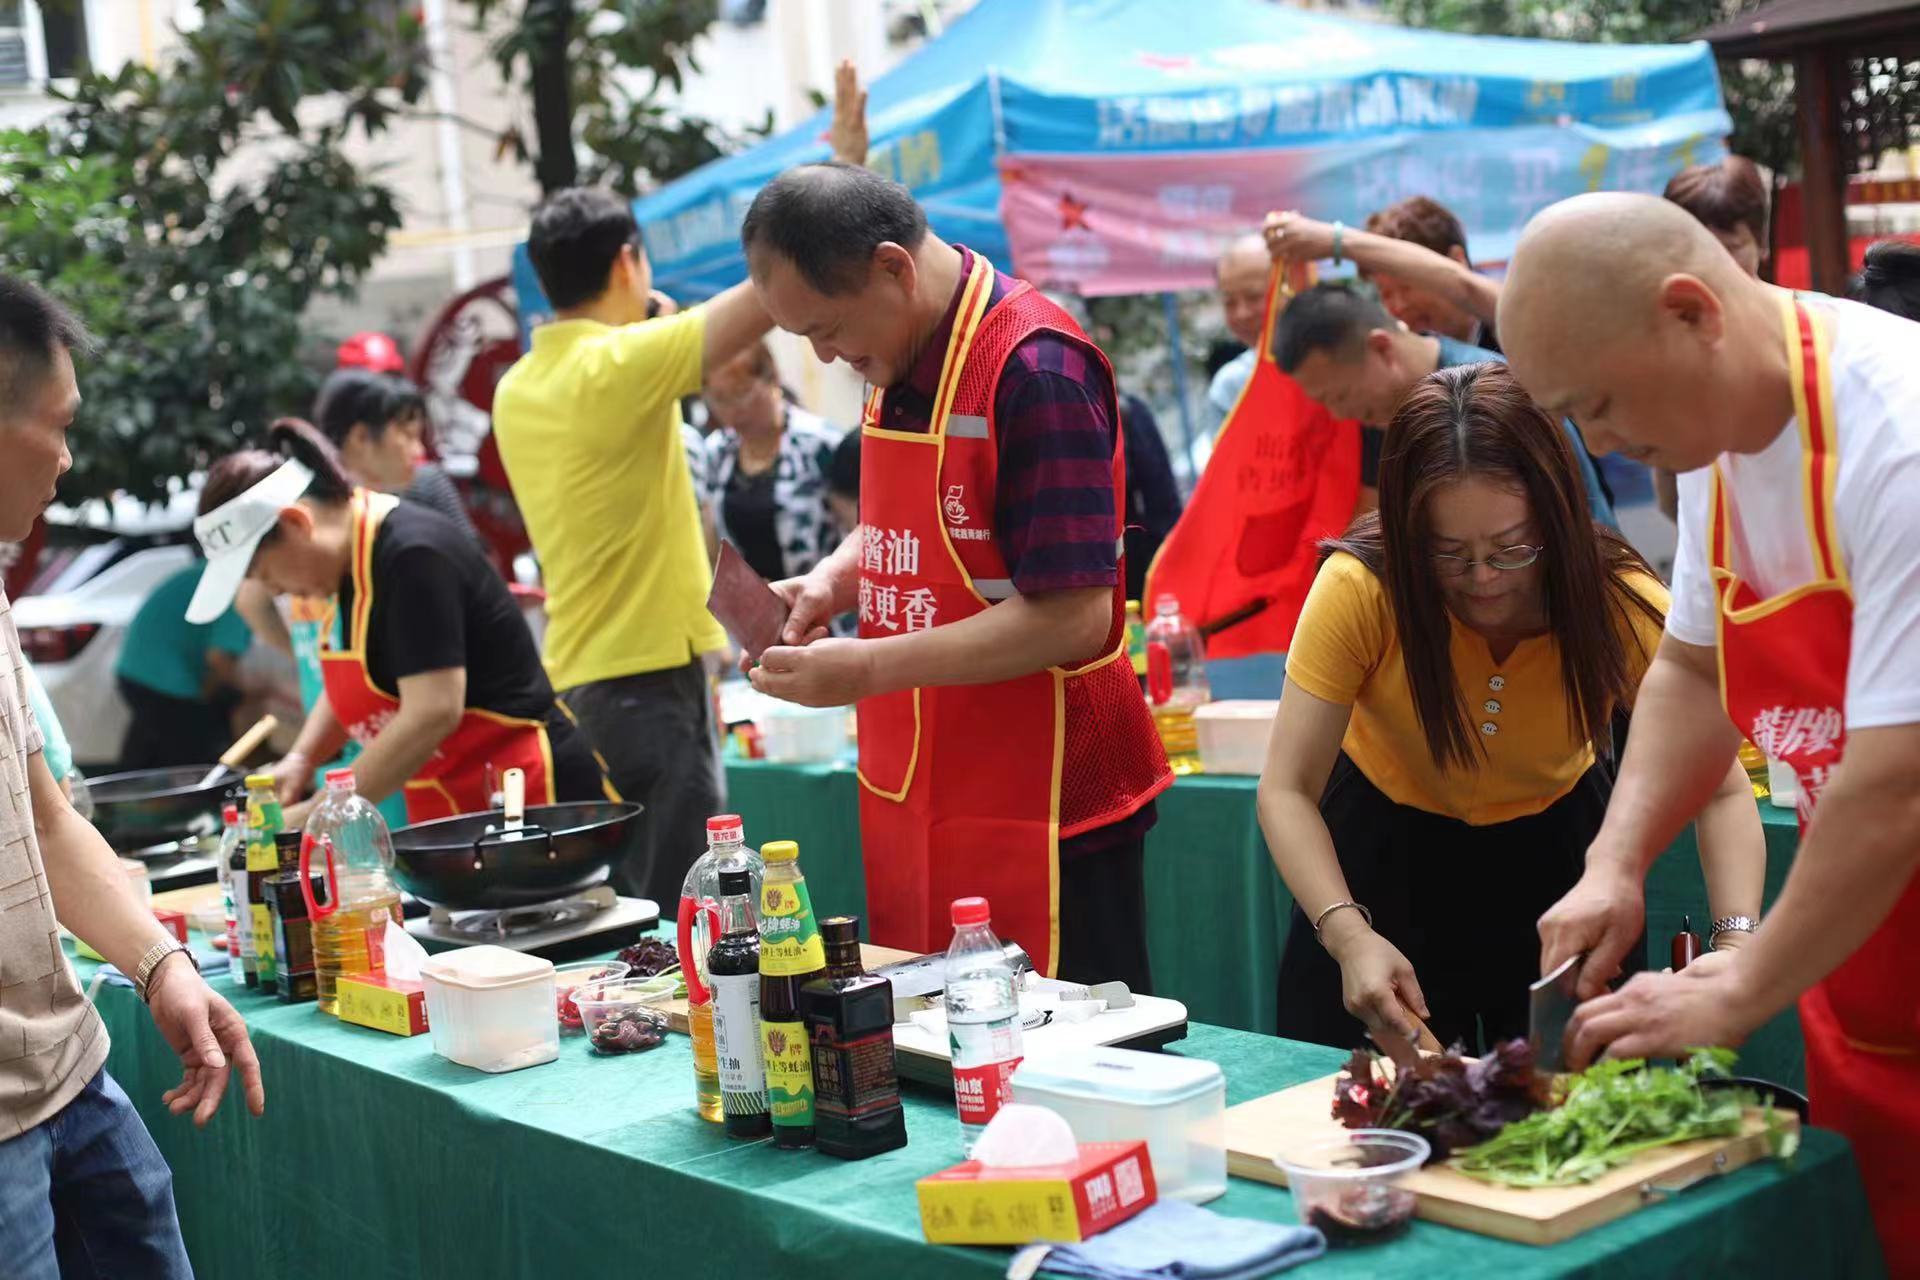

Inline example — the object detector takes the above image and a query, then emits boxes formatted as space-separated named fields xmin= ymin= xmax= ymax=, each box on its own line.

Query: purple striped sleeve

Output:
xmin=993 ymin=333 xmax=1121 ymax=595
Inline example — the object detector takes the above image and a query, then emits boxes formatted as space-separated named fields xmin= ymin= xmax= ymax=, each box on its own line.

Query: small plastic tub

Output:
xmin=1010 ymin=1047 xmax=1227 ymax=1203
xmin=573 ymin=978 xmax=673 ymax=1054
xmin=419 ymin=945 xmax=559 ymax=1074
xmin=1274 ymin=1129 xmax=1428 ymax=1246
xmin=554 ymin=960 xmax=632 ymax=1032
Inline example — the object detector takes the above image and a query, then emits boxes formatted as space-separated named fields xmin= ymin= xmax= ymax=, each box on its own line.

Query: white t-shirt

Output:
xmin=1668 ymin=296 xmax=1920 ymax=731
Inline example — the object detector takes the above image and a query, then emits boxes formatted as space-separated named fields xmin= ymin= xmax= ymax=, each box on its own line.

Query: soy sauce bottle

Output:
xmin=708 ymin=869 xmax=772 ymax=1139
xmin=757 ymin=840 xmax=825 ymax=1149
xmin=802 ymin=916 xmax=907 ymax=1159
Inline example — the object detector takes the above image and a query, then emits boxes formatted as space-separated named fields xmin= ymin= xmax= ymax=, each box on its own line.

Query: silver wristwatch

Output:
xmin=132 ymin=941 xmax=196 ymax=1003
xmin=1708 ymin=915 xmax=1759 ymax=951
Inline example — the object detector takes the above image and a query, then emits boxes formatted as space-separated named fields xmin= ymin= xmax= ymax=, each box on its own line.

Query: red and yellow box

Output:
xmin=917 ymin=1140 xmax=1157 ymax=1245
xmin=335 ymin=972 xmax=429 ymax=1036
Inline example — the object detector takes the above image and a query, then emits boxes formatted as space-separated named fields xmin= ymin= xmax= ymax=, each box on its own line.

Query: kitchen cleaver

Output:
xmin=705 ymin=540 xmax=791 ymax=664
xmin=1529 ymin=952 xmax=1586 ymax=1073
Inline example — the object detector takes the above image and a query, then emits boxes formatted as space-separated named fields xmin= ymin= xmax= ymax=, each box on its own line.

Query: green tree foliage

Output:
xmin=472 ymin=0 xmax=771 ymax=196
xmin=1 ymin=1 xmax=431 ymax=504
xmin=1382 ymin=0 xmax=1800 ymax=177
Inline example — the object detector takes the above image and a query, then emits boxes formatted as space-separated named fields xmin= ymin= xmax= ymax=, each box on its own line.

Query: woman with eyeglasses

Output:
xmin=1257 ymin=363 xmax=1764 ymax=1054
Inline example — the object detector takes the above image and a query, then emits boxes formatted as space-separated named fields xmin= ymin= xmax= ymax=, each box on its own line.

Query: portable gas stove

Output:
xmin=404 ymin=885 xmax=659 ymax=960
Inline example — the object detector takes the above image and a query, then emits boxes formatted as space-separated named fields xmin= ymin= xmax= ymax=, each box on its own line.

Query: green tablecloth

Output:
xmin=87 ymin=950 xmax=1881 ymax=1280
xmin=725 ymin=761 xmax=1809 ymax=1090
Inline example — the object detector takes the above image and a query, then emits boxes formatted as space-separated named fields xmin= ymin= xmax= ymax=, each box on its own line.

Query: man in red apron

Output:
xmin=1504 ymin=193 xmax=1920 ymax=1274
xmin=737 ymin=163 xmax=1172 ymax=988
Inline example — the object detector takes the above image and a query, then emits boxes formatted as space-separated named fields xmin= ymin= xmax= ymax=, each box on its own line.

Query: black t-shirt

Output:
xmin=338 ymin=501 xmax=604 ymax=802
xmin=403 ymin=462 xmax=481 ymax=543
xmin=1360 ymin=425 xmax=1386 ymax=488
xmin=722 ymin=463 xmax=784 ymax=583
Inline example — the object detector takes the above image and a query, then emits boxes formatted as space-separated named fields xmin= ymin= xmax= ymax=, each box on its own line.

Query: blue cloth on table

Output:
xmin=1038 ymin=1200 xmax=1325 ymax=1279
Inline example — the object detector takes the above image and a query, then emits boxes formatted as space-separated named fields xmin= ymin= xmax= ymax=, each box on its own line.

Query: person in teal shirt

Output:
xmin=116 ymin=560 xmax=253 ymax=768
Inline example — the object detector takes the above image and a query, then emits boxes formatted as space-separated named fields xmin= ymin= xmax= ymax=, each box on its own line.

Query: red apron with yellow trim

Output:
xmin=1144 ymin=264 xmax=1361 ymax=657
xmin=1711 ymin=296 xmax=1920 ymax=1274
xmin=855 ymin=254 xmax=1172 ymax=977
xmin=320 ymin=490 xmax=556 ymax=824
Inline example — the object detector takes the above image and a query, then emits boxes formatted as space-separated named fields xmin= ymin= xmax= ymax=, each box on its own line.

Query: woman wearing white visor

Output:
xmin=187 ymin=420 xmax=614 ymax=826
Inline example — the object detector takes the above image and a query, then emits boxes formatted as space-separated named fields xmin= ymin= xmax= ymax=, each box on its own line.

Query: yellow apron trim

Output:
xmin=554 ymin=694 xmax=625 ymax=803
xmin=1841 ymin=1034 xmax=1920 ymax=1057
xmin=1045 ymin=667 xmax=1065 ymax=981
xmin=856 ymin=687 xmax=922 ymax=803
xmin=403 ymin=776 xmax=460 ymax=817
xmin=1811 ymin=310 xmax=1848 ymax=593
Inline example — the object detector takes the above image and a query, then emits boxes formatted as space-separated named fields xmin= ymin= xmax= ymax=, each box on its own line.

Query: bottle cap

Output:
xmin=1153 ymin=593 xmax=1180 ymax=615
xmin=820 ymin=916 xmax=859 ymax=948
xmin=222 ymin=804 xmax=239 ymax=825
xmin=325 ymin=767 xmax=356 ymax=791
xmin=951 ymin=896 xmax=990 ymax=927
xmin=761 ymin=840 xmax=799 ymax=863
xmin=706 ymin=814 xmax=744 ymax=844
xmin=718 ymin=868 xmax=752 ymax=896
xmin=245 ymin=773 xmax=276 ymax=790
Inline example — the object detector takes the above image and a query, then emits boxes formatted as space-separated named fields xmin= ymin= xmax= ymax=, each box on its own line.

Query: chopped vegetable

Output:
xmin=616 ymin=938 xmax=680 ymax=978
xmin=590 ymin=1006 xmax=668 ymax=1054
xmin=1333 ymin=1039 xmax=1552 ymax=1162
xmin=1452 ymin=1049 xmax=1760 ymax=1187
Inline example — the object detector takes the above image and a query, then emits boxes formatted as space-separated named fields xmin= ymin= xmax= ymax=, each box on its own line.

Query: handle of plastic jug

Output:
xmin=1146 ymin=640 xmax=1173 ymax=706
xmin=677 ymin=896 xmax=712 ymax=1005
xmin=299 ymin=832 xmax=340 ymax=921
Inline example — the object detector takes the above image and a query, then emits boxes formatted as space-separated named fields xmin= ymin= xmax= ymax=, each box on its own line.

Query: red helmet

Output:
xmin=336 ymin=331 xmax=406 ymax=374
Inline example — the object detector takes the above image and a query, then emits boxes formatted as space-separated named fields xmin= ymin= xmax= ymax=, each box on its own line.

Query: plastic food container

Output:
xmin=1010 ymin=1047 xmax=1227 ymax=1203
xmin=1274 ymin=1129 xmax=1427 ymax=1245
xmin=419 ymin=945 xmax=559 ymax=1073
xmin=572 ymin=977 xmax=675 ymax=1038
xmin=1193 ymin=701 xmax=1279 ymax=776
xmin=757 ymin=703 xmax=849 ymax=763
xmin=554 ymin=960 xmax=631 ymax=1032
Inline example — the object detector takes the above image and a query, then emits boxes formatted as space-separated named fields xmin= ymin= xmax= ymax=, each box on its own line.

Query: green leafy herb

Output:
xmin=1451 ymin=1049 xmax=1765 ymax=1187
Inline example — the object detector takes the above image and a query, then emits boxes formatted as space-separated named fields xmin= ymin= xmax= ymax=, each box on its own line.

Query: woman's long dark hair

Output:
xmin=312 ymin=368 xmax=426 ymax=448
xmin=1323 ymin=363 xmax=1664 ymax=772
xmin=197 ymin=418 xmax=356 ymax=539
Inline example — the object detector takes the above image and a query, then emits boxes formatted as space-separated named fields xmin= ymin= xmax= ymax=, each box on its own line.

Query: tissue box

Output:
xmin=336 ymin=972 xmax=429 ymax=1036
xmin=917 ymin=1141 xmax=1157 ymax=1245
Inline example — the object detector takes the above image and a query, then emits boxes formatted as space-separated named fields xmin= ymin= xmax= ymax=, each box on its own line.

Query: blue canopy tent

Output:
xmin=513 ymin=0 xmax=1731 ymax=318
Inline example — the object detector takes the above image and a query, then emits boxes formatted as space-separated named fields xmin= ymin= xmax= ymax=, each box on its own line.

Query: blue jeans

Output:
xmin=0 ymin=1068 xmax=192 ymax=1279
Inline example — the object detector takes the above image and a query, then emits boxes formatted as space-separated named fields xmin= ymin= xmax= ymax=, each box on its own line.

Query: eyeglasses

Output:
xmin=1430 ymin=544 xmax=1543 ymax=577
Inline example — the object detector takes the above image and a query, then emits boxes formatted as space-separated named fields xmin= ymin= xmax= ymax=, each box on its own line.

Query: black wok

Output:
xmin=389 ymin=802 xmax=641 ymax=910
xmin=86 ymin=765 xmax=239 ymax=850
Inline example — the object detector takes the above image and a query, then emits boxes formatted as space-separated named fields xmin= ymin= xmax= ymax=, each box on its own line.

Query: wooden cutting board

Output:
xmin=1225 ymin=1071 xmax=1795 ymax=1246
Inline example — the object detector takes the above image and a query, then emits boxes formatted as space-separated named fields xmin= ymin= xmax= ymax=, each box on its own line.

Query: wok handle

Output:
xmin=222 ymin=715 xmax=279 ymax=771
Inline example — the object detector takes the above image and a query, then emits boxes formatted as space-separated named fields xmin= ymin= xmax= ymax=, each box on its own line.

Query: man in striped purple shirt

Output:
xmin=740 ymin=163 xmax=1169 ymax=991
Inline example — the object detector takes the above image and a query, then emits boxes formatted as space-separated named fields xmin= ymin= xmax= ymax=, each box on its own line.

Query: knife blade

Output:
xmin=1529 ymin=952 xmax=1585 ymax=1072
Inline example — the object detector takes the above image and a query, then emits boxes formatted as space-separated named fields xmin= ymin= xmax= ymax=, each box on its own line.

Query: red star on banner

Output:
xmin=1059 ymin=192 xmax=1090 ymax=231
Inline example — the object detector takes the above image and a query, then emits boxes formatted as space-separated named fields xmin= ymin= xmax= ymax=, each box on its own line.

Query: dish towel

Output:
xmin=1025 ymin=1200 xmax=1326 ymax=1280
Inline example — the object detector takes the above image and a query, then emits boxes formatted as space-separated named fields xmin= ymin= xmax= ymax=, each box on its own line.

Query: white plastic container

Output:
xmin=419 ymin=945 xmax=559 ymax=1073
xmin=757 ymin=703 xmax=849 ymax=763
xmin=1767 ymin=756 xmax=1800 ymax=810
xmin=1193 ymin=700 xmax=1279 ymax=776
xmin=1010 ymin=1046 xmax=1227 ymax=1203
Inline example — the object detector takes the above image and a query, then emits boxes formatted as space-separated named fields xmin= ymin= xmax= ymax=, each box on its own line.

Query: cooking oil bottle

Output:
xmin=1144 ymin=594 xmax=1210 ymax=773
xmin=300 ymin=769 xmax=402 ymax=1014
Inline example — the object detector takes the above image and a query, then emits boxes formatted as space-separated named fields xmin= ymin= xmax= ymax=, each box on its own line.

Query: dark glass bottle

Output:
xmin=758 ymin=840 xmax=824 ymax=1149
xmin=802 ymin=916 xmax=907 ymax=1160
xmin=263 ymin=831 xmax=319 ymax=1003
xmin=709 ymin=869 xmax=772 ymax=1139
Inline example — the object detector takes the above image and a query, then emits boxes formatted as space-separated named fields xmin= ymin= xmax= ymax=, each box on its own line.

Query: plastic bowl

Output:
xmin=572 ymin=976 xmax=674 ymax=1041
xmin=1274 ymin=1129 xmax=1428 ymax=1245
xmin=554 ymin=961 xmax=631 ymax=1031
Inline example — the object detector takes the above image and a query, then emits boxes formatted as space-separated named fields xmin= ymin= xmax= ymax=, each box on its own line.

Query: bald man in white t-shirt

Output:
xmin=1498 ymin=192 xmax=1920 ymax=1273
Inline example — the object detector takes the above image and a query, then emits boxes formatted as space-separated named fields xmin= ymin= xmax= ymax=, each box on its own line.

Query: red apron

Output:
xmin=320 ymin=490 xmax=557 ymax=824
xmin=855 ymin=254 xmax=1171 ymax=977
xmin=1711 ymin=296 xmax=1920 ymax=1275
xmin=1144 ymin=264 xmax=1361 ymax=656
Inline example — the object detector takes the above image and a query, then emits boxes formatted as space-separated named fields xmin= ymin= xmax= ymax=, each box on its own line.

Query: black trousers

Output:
xmin=1275 ymin=753 xmax=1640 ymax=1054
xmin=558 ymin=661 xmax=721 ymax=909
xmin=1055 ymin=830 xmax=1155 ymax=995
xmin=118 ymin=678 xmax=233 ymax=771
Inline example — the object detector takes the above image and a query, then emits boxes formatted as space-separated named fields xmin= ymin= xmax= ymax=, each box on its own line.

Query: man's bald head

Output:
xmin=1217 ymin=232 xmax=1274 ymax=349
xmin=1498 ymin=192 xmax=1785 ymax=472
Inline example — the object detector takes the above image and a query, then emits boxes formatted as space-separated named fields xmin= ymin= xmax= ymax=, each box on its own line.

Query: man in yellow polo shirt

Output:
xmin=493 ymin=187 xmax=772 ymax=906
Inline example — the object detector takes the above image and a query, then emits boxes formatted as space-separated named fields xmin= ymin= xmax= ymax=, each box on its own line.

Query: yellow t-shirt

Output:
xmin=1284 ymin=552 xmax=1669 ymax=825
xmin=492 ymin=310 xmax=726 ymax=691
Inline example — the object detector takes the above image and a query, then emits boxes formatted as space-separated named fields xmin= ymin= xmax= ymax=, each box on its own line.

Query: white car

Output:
xmin=13 ymin=491 xmax=198 ymax=769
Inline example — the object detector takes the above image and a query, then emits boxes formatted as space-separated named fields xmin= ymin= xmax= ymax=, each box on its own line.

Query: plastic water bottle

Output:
xmin=1144 ymin=593 xmax=1210 ymax=773
xmin=944 ymin=896 xmax=1024 ymax=1156
xmin=217 ymin=805 xmax=245 ymax=983
xmin=299 ymin=769 xmax=402 ymax=1015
